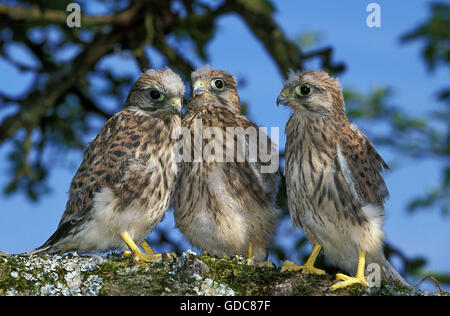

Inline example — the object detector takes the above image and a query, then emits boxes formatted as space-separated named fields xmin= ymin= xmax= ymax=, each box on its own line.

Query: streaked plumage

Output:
xmin=278 ymin=70 xmax=408 ymax=288
xmin=30 ymin=68 xmax=185 ymax=258
xmin=174 ymin=66 xmax=280 ymax=262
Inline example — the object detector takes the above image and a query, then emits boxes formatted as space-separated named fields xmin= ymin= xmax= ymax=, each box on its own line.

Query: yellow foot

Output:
xmin=331 ymin=251 xmax=369 ymax=290
xmin=139 ymin=240 xmax=176 ymax=260
xmin=331 ymin=273 xmax=369 ymax=290
xmin=281 ymin=244 xmax=325 ymax=275
xmin=122 ymin=249 xmax=162 ymax=262
xmin=281 ymin=260 xmax=326 ymax=275
xmin=120 ymin=232 xmax=172 ymax=264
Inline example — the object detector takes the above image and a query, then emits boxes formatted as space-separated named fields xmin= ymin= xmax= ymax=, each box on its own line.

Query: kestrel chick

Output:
xmin=174 ymin=66 xmax=280 ymax=263
xmin=277 ymin=70 xmax=408 ymax=289
xmin=30 ymin=68 xmax=185 ymax=262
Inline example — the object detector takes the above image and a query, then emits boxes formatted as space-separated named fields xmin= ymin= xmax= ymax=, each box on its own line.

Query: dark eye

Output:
xmin=211 ymin=79 xmax=224 ymax=90
xmin=149 ymin=89 xmax=164 ymax=101
xmin=295 ymin=84 xmax=311 ymax=96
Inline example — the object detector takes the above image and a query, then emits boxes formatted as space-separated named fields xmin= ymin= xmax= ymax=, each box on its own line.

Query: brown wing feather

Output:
xmin=59 ymin=109 xmax=145 ymax=225
xmin=338 ymin=124 xmax=390 ymax=207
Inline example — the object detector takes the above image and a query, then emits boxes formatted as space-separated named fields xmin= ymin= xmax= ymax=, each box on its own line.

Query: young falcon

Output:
xmin=277 ymin=70 xmax=408 ymax=289
xmin=174 ymin=66 xmax=280 ymax=263
xmin=29 ymin=68 xmax=185 ymax=262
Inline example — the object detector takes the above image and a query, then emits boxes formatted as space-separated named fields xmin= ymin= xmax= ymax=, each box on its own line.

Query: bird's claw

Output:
xmin=123 ymin=249 xmax=162 ymax=262
xmin=121 ymin=233 xmax=174 ymax=265
xmin=281 ymin=260 xmax=326 ymax=275
xmin=331 ymin=273 xmax=369 ymax=290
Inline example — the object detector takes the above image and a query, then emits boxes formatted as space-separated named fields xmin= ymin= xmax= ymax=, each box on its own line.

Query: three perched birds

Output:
xmin=30 ymin=66 xmax=407 ymax=289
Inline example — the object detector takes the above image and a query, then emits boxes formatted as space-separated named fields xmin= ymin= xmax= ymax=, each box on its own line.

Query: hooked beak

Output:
xmin=165 ymin=96 xmax=182 ymax=115
xmin=276 ymin=88 xmax=297 ymax=107
xmin=276 ymin=94 xmax=296 ymax=107
xmin=192 ymin=80 xmax=209 ymax=96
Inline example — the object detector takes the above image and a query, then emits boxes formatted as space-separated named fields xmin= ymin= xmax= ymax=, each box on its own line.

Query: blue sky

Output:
xmin=0 ymin=0 xmax=448 ymax=292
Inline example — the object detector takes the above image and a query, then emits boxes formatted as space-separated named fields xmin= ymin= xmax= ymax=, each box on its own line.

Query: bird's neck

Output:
xmin=187 ymin=95 xmax=240 ymax=115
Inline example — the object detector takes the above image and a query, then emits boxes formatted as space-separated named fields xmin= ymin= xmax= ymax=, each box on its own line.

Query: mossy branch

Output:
xmin=0 ymin=251 xmax=441 ymax=296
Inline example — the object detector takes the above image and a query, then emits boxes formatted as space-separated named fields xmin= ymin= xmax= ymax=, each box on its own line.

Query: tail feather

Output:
xmin=26 ymin=220 xmax=76 ymax=255
xmin=26 ymin=245 xmax=56 ymax=256
xmin=379 ymin=259 xmax=410 ymax=287
xmin=367 ymin=253 xmax=410 ymax=287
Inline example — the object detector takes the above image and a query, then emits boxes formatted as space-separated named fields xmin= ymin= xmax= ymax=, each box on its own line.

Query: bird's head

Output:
xmin=125 ymin=67 xmax=185 ymax=116
xmin=190 ymin=65 xmax=240 ymax=113
xmin=277 ymin=70 xmax=345 ymax=116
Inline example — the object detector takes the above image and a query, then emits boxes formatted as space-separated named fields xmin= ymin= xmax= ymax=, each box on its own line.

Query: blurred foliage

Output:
xmin=401 ymin=3 xmax=450 ymax=71
xmin=0 ymin=0 xmax=448 ymax=285
xmin=400 ymin=2 xmax=450 ymax=216
xmin=296 ymin=31 xmax=322 ymax=50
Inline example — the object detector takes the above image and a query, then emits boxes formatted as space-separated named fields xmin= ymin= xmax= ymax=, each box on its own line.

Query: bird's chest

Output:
xmin=125 ymin=143 xmax=177 ymax=210
xmin=285 ymin=132 xmax=336 ymax=213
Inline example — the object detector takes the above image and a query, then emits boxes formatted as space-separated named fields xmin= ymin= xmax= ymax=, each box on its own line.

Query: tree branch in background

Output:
xmin=229 ymin=0 xmax=345 ymax=75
